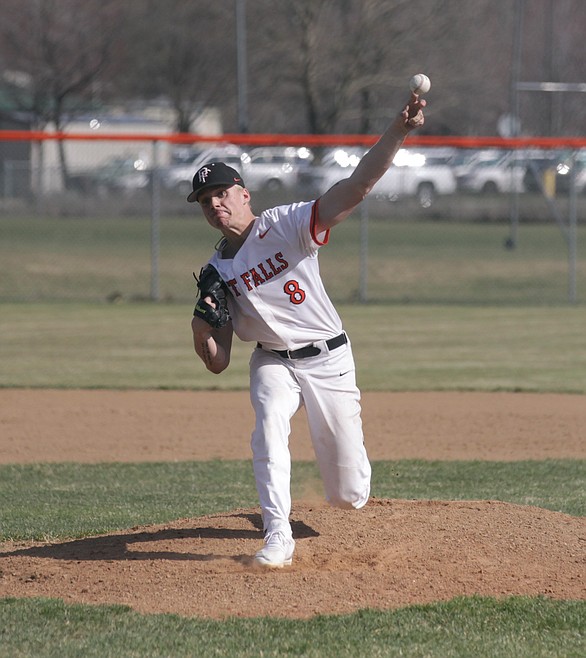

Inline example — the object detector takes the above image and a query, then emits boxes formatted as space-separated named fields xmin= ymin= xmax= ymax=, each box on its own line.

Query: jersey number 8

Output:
xmin=283 ymin=280 xmax=306 ymax=305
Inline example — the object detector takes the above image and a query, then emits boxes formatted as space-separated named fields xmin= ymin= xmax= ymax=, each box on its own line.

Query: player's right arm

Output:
xmin=316 ymin=93 xmax=425 ymax=233
xmin=191 ymin=312 xmax=233 ymax=374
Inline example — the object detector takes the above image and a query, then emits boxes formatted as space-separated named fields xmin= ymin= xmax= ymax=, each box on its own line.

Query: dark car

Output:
xmin=522 ymin=153 xmax=565 ymax=194
xmin=553 ymin=151 xmax=586 ymax=195
xmin=68 ymin=156 xmax=150 ymax=196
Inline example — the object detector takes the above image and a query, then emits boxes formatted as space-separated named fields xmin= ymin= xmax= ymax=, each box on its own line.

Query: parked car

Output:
xmin=372 ymin=148 xmax=458 ymax=206
xmin=300 ymin=147 xmax=457 ymax=207
xmin=456 ymin=150 xmax=563 ymax=195
xmin=240 ymin=147 xmax=314 ymax=192
xmin=451 ymin=149 xmax=506 ymax=182
xmin=169 ymin=145 xmax=213 ymax=165
xmin=456 ymin=151 xmax=527 ymax=194
xmin=161 ymin=144 xmax=245 ymax=196
xmin=162 ymin=144 xmax=314 ymax=196
xmin=68 ymin=156 xmax=150 ymax=196
xmin=296 ymin=147 xmax=363 ymax=199
xmin=522 ymin=152 xmax=566 ymax=194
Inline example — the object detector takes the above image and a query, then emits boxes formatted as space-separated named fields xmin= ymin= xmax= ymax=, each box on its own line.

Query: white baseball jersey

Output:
xmin=205 ymin=198 xmax=371 ymax=542
xmin=208 ymin=200 xmax=343 ymax=350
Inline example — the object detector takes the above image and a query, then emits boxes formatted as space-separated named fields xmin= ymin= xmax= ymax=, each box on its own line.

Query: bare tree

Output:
xmin=1 ymin=0 xmax=583 ymax=143
xmin=246 ymin=0 xmax=450 ymax=134
xmin=118 ymin=0 xmax=233 ymax=133
xmin=0 ymin=0 xmax=125 ymax=182
xmin=244 ymin=0 xmax=585 ymax=136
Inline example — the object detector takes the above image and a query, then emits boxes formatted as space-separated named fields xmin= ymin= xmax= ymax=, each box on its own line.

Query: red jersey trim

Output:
xmin=310 ymin=199 xmax=330 ymax=246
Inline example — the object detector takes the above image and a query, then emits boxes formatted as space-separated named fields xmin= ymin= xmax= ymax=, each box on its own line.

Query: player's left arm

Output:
xmin=191 ymin=313 xmax=233 ymax=374
xmin=316 ymin=93 xmax=425 ymax=233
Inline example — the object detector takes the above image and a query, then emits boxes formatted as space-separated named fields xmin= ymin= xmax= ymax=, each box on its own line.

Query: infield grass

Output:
xmin=1 ymin=595 xmax=584 ymax=658
xmin=1 ymin=460 xmax=584 ymax=656
xmin=0 ymin=459 xmax=583 ymax=541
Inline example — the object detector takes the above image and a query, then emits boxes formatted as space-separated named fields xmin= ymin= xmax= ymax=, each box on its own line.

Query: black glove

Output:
xmin=193 ymin=264 xmax=231 ymax=328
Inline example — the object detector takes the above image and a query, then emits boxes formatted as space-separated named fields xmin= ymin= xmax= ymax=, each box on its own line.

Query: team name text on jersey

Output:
xmin=226 ymin=251 xmax=289 ymax=296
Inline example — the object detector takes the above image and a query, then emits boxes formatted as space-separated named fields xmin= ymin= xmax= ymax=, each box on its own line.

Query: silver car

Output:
xmin=162 ymin=144 xmax=245 ymax=196
xmin=162 ymin=144 xmax=313 ymax=196
xmin=241 ymin=147 xmax=314 ymax=192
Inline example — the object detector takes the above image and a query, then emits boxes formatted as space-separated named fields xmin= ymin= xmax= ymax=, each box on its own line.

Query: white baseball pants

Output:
xmin=249 ymin=339 xmax=371 ymax=538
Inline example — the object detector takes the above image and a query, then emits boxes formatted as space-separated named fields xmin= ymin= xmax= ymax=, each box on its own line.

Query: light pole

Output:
xmin=505 ymin=0 xmax=524 ymax=251
xmin=236 ymin=0 xmax=248 ymax=133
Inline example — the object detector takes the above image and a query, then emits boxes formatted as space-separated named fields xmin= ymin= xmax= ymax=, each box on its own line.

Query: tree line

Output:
xmin=1 ymin=0 xmax=584 ymax=138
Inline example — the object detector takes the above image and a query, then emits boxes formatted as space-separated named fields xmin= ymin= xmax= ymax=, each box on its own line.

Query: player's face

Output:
xmin=198 ymin=185 xmax=250 ymax=231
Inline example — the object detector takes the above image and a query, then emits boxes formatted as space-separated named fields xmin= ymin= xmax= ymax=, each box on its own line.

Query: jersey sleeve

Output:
xmin=263 ymin=200 xmax=330 ymax=256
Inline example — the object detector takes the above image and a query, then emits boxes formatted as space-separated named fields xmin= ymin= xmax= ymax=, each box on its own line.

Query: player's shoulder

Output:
xmin=262 ymin=199 xmax=316 ymax=222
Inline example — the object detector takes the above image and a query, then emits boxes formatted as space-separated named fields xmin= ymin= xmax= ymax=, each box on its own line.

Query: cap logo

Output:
xmin=198 ymin=166 xmax=212 ymax=183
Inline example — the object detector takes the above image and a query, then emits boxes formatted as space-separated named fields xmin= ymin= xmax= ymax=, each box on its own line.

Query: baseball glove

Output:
xmin=193 ymin=264 xmax=231 ymax=328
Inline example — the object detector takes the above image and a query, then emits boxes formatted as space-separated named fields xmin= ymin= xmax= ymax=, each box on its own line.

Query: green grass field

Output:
xmin=0 ymin=459 xmax=584 ymax=657
xmin=1 ymin=215 xmax=584 ymax=304
xmin=1 ymin=302 xmax=585 ymax=656
xmin=1 ymin=460 xmax=583 ymax=542
xmin=1 ymin=213 xmax=585 ymax=656
xmin=1 ymin=596 xmax=583 ymax=658
xmin=1 ymin=303 xmax=586 ymax=392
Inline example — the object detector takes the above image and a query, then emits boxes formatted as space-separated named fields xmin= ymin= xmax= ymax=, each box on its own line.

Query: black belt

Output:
xmin=257 ymin=332 xmax=347 ymax=360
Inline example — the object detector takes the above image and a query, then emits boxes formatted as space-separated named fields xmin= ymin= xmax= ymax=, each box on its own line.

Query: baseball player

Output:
xmin=189 ymin=92 xmax=426 ymax=568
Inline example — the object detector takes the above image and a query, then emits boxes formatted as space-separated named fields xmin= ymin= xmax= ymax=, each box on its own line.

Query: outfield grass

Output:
xmin=1 ymin=302 xmax=586 ymax=392
xmin=1 ymin=216 xmax=584 ymax=305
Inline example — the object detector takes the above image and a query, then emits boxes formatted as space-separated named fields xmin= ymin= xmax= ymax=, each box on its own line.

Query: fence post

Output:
xmin=359 ymin=197 xmax=369 ymax=302
xmin=150 ymin=140 xmax=161 ymax=302
xmin=568 ymin=149 xmax=578 ymax=304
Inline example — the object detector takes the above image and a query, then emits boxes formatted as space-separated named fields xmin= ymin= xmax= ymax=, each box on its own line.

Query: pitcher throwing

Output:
xmin=189 ymin=90 xmax=426 ymax=568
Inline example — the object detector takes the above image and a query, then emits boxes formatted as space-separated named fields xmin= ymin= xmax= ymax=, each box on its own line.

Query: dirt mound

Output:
xmin=1 ymin=499 xmax=584 ymax=619
xmin=1 ymin=390 xmax=584 ymax=618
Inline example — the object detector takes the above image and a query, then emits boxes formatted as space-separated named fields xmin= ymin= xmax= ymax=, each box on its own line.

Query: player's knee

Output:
xmin=324 ymin=462 xmax=371 ymax=510
xmin=327 ymin=484 xmax=370 ymax=510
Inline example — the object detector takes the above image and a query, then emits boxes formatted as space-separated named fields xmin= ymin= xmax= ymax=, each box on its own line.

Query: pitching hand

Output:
xmin=401 ymin=93 xmax=426 ymax=131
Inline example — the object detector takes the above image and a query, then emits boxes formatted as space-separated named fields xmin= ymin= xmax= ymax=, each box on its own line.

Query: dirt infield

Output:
xmin=0 ymin=389 xmax=585 ymax=619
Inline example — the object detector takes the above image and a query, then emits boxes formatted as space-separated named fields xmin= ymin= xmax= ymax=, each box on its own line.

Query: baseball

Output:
xmin=409 ymin=73 xmax=431 ymax=95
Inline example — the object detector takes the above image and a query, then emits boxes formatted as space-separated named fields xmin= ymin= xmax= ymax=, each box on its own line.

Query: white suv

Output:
xmin=372 ymin=148 xmax=457 ymax=207
xmin=303 ymin=147 xmax=457 ymax=207
xmin=456 ymin=152 xmax=527 ymax=194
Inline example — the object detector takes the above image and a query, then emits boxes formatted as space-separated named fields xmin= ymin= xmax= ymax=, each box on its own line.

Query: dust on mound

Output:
xmin=1 ymin=499 xmax=584 ymax=619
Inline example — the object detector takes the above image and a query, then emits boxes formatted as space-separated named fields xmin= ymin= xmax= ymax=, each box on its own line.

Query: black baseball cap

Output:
xmin=187 ymin=162 xmax=245 ymax=203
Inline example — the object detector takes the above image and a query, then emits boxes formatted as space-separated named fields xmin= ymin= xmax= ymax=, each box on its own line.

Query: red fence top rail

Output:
xmin=0 ymin=130 xmax=585 ymax=149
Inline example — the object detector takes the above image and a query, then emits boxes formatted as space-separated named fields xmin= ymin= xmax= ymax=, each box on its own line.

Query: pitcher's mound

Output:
xmin=1 ymin=498 xmax=584 ymax=619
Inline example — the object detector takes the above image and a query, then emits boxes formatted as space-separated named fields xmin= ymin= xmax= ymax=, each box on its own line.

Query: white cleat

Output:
xmin=254 ymin=531 xmax=295 ymax=569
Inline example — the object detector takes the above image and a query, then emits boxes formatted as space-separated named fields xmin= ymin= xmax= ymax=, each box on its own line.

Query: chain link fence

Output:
xmin=1 ymin=135 xmax=584 ymax=305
